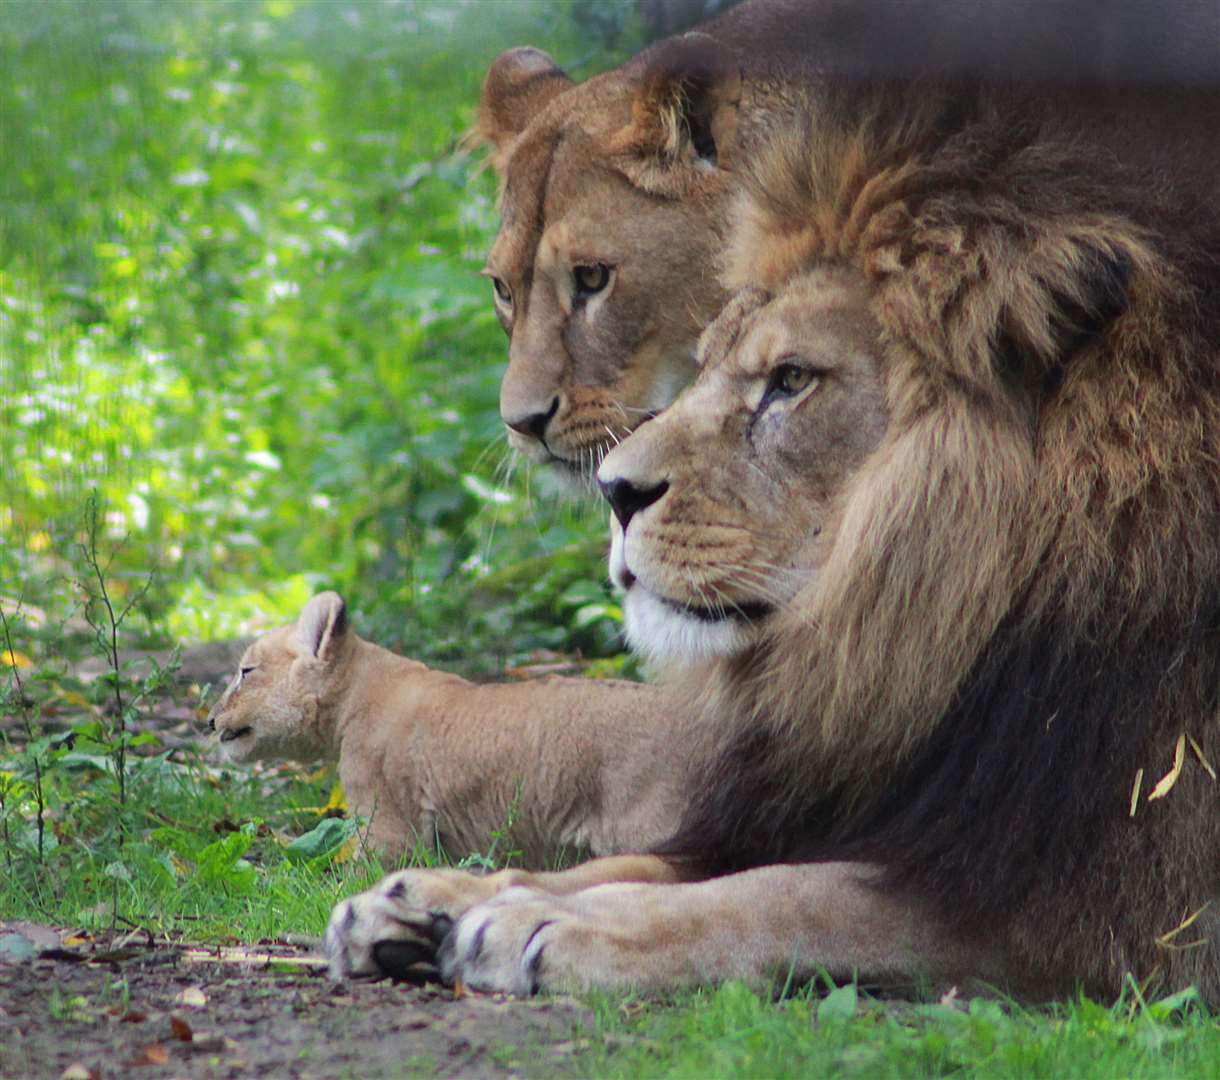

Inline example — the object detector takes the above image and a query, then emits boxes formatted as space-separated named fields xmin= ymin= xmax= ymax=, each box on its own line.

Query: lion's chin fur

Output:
xmin=623 ymin=587 xmax=755 ymax=666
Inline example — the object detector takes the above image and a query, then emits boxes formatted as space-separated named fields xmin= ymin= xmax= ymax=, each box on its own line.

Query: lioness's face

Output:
xmin=488 ymin=129 xmax=727 ymax=488
xmin=479 ymin=42 xmax=741 ymax=489
xmin=598 ymin=269 xmax=889 ymax=665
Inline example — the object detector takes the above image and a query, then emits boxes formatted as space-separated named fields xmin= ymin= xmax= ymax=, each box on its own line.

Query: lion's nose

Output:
xmin=503 ymin=396 xmax=559 ymax=442
xmin=599 ymin=477 xmax=669 ymax=531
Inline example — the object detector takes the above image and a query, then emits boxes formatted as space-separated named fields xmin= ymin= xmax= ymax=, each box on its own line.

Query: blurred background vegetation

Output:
xmin=0 ymin=0 xmax=703 ymax=673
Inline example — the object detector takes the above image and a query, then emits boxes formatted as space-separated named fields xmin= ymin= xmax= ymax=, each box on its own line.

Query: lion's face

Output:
xmin=599 ymin=268 xmax=888 ymax=665
xmin=478 ymin=42 xmax=741 ymax=487
xmin=206 ymin=593 xmax=348 ymax=762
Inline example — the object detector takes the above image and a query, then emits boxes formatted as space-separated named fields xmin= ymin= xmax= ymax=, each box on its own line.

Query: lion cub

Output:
xmin=206 ymin=592 xmax=684 ymax=866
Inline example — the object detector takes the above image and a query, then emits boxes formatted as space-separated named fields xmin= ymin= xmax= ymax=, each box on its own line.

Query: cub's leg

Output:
xmin=435 ymin=862 xmax=1005 ymax=996
xmin=325 ymin=855 xmax=684 ymax=980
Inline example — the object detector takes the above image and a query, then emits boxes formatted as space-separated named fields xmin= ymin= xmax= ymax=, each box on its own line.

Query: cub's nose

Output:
xmin=503 ymin=396 xmax=559 ymax=441
xmin=599 ymin=477 xmax=669 ymax=531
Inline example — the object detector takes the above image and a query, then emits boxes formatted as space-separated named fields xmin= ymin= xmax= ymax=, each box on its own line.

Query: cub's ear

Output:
xmin=477 ymin=47 xmax=573 ymax=167
xmin=607 ymin=32 xmax=742 ymax=194
xmin=296 ymin=592 xmax=347 ymax=663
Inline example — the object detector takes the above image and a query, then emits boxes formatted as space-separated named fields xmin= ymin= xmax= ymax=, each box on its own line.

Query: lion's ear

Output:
xmin=296 ymin=592 xmax=348 ymax=663
xmin=477 ymin=47 xmax=573 ymax=167
xmin=607 ymin=32 xmax=742 ymax=193
xmin=998 ymin=237 xmax=1134 ymax=388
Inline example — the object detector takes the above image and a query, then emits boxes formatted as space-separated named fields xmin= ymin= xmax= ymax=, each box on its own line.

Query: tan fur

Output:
xmin=477 ymin=1 xmax=1220 ymax=485
xmin=208 ymin=593 xmax=688 ymax=866
xmin=329 ymin=88 xmax=1219 ymax=1001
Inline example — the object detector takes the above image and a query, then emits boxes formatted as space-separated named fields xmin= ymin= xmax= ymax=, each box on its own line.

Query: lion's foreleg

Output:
xmin=438 ymin=861 xmax=1005 ymax=996
xmin=325 ymin=855 xmax=684 ymax=980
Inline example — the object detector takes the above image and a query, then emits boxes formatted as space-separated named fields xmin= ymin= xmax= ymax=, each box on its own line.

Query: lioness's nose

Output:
xmin=599 ymin=477 xmax=669 ymax=531
xmin=503 ymin=396 xmax=559 ymax=442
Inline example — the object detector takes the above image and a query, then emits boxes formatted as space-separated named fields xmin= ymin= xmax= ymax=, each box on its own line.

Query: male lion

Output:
xmin=328 ymin=86 xmax=1220 ymax=1000
xmin=207 ymin=592 xmax=684 ymax=865
xmin=478 ymin=0 xmax=1220 ymax=486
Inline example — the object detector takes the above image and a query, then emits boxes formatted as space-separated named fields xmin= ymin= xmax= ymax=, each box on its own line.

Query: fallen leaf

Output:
xmin=58 ymin=1065 xmax=98 ymax=1080
xmin=4 ymin=922 xmax=63 ymax=950
xmin=1129 ymin=768 xmax=1144 ymax=817
xmin=1188 ymin=735 xmax=1216 ymax=781
xmin=169 ymin=1015 xmax=193 ymax=1042
xmin=0 ymin=934 xmax=36 ymax=964
xmin=1148 ymin=734 xmax=1187 ymax=801
xmin=132 ymin=1043 xmax=169 ymax=1067
xmin=119 ymin=1010 xmax=148 ymax=1024
xmin=173 ymin=986 xmax=207 ymax=1007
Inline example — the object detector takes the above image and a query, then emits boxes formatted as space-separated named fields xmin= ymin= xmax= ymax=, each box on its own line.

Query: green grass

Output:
xmin=561 ymin=982 xmax=1220 ymax=1078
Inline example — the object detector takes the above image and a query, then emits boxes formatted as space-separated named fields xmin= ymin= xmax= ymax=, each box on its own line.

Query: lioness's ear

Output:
xmin=477 ymin=47 xmax=573 ymax=167
xmin=296 ymin=592 xmax=347 ymax=663
xmin=607 ymin=32 xmax=742 ymax=193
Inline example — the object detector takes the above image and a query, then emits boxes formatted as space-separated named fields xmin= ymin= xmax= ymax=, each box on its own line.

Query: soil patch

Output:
xmin=0 ymin=932 xmax=593 ymax=1079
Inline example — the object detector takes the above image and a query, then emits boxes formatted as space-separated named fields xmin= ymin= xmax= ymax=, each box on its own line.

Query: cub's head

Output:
xmin=477 ymin=35 xmax=742 ymax=487
xmin=599 ymin=272 xmax=888 ymax=665
xmin=207 ymin=592 xmax=350 ymax=763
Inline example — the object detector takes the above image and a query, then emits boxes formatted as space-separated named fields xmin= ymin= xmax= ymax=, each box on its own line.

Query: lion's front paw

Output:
xmin=437 ymin=888 xmax=598 ymax=996
xmin=325 ymin=868 xmax=500 ymax=982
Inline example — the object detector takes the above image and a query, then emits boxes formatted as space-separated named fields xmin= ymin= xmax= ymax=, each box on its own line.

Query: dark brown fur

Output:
xmin=659 ymin=85 xmax=1220 ymax=1001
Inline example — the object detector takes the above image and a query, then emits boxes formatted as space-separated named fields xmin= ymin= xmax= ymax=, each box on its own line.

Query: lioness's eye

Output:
xmin=765 ymin=363 xmax=818 ymax=402
xmin=491 ymin=277 xmax=512 ymax=306
xmin=573 ymin=263 xmax=611 ymax=299
xmin=240 ymin=665 xmax=255 ymax=678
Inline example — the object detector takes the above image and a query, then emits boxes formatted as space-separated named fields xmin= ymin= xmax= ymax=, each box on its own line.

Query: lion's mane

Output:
xmin=663 ymin=84 xmax=1220 ymax=999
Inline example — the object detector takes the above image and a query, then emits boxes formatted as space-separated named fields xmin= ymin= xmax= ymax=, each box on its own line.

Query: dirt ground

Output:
xmin=0 ymin=929 xmax=595 ymax=1080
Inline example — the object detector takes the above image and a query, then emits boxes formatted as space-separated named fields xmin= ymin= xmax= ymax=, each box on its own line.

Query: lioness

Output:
xmin=207 ymin=592 xmax=685 ymax=865
xmin=329 ymin=87 xmax=1220 ymax=1001
xmin=479 ymin=0 xmax=1220 ymax=485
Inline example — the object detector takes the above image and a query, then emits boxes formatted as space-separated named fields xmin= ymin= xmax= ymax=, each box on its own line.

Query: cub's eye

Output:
xmin=764 ymin=363 xmax=818 ymax=402
xmin=491 ymin=277 xmax=512 ymax=306
xmin=573 ymin=263 xmax=611 ymax=299
xmin=240 ymin=665 xmax=256 ymax=678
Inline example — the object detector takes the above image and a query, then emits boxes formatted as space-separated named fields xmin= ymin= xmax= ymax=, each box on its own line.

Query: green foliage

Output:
xmin=570 ymin=980 xmax=1220 ymax=1079
xmin=0 ymin=0 xmax=641 ymax=672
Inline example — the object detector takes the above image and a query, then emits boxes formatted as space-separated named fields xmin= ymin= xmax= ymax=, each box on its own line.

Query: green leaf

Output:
xmin=284 ymin=816 xmax=359 ymax=864
xmin=1147 ymin=985 xmax=1201 ymax=1019
xmin=817 ymin=983 xmax=858 ymax=1024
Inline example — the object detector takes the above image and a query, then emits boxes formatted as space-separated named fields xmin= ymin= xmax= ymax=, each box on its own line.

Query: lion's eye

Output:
xmin=573 ymin=263 xmax=611 ymax=299
xmin=240 ymin=665 xmax=256 ymax=679
xmin=491 ymin=277 xmax=512 ymax=306
xmin=764 ymin=363 xmax=818 ymax=402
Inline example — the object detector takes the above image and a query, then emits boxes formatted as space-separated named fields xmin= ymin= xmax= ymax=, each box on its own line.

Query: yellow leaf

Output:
xmin=1188 ymin=735 xmax=1216 ymax=782
xmin=1129 ymin=768 xmax=1144 ymax=817
xmin=332 ymin=834 xmax=360 ymax=866
xmin=1148 ymin=734 xmax=1187 ymax=801
xmin=323 ymin=780 xmax=348 ymax=815
xmin=3 ymin=649 xmax=31 ymax=670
